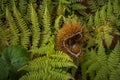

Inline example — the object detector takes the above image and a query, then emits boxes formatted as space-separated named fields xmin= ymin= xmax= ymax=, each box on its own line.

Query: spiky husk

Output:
xmin=56 ymin=22 xmax=88 ymax=59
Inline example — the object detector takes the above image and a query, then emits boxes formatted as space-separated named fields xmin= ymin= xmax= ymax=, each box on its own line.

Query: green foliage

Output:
xmin=94 ymin=24 xmax=113 ymax=48
xmin=53 ymin=0 xmax=89 ymax=23
xmin=41 ymin=6 xmax=51 ymax=46
xmin=113 ymin=0 xmax=120 ymax=16
xmin=106 ymin=0 xmax=112 ymax=18
xmin=20 ymin=53 xmax=76 ymax=80
xmin=6 ymin=7 xmax=20 ymax=45
xmin=0 ymin=20 xmax=10 ymax=54
xmin=87 ymin=15 xmax=93 ymax=28
xmin=88 ymin=0 xmax=108 ymax=12
xmin=0 ymin=0 xmax=120 ymax=80
xmin=94 ymin=10 xmax=100 ymax=26
xmin=81 ymin=42 xmax=120 ymax=80
xmin=29 ymin=4 xmax=40 ymax=49
xmin=18 ymin=0 xmax=28 ymax=15
xmin=100 ymin=5 xmax=106 ymax=24
xmin=13 ymin=4 xmax=31 ymax=48
xmin=54 ymin=15 xmax=64 ymax=33
xmin=87 ymin=0 xmax=120 ymax=29
xmin=0 ymin=45 xmax=29 ymax=80
xmin=20 ymin=41 xmax=77 ymax=80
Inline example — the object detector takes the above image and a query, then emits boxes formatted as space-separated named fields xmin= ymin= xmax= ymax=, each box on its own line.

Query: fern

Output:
xmin=106 ymin=0 xmax=113 ymax=18
xmin=81 ymin=40 xmax=120 ymax=80
xmin=43 ymin=6 xmax=51 ymax=34
xmin=18 ymin=0 xmax=28 ymax=15
xmin=57 ymin=0 xmax=65 ymax=16
xmin=54 ymin=15 xmax=63 ymax=33
xmin=20 ymin=48 xmax=76 ymax=80
xmin=87 ymin=15 xmax=93 ymax=28
xmin=6 ymin=7 xmax=20 ymax=45
xmin=88 ymin=0 xmax=108 ymax=12
xmin=110 ymin=64 xmax=120 ymax=80
xmin=81 ymin=50 xmax=97 ymax=80
xmin=13 ymin=4 xmax=31 ymax=48
xmin=38 ymin=0 xmax=46 ymax=25
xmin=30 ymin=4 xmax=40 ymax=49
xmin=100 ymin=5 xmax=106 ymax=24
xmin=28 ymin=0 xmax=37 ymax=3
xmin=95 ymin=24 xmax=113 ymax=48
xmin=41 ymin=5 xmax=51 ymax=46
xmin=87 ymin=0 xmax=120 ymax=28
xmin=94 ymin=10 xmax=100 ymax=26
xmin=38 ymin=0 xmax=53 ymax=25
xmin=108 ymin=43 xmax=120 ymax=80
xmin=113 ymin=0 xmax=120 ymax=16
xmin=0 ymin=21 xmax=10 ymax=54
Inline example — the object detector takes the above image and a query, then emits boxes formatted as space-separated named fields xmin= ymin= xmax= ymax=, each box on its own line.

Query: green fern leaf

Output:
xmin=87 ymin=15 xmax=93 ymax=28
xmin=81 ymin=50 xmax=97 ymax=80
xmin=113 ymin=0 xmax=120 ymax=16
xmin=41 ymin=5 xmax=51 ymax=46
xmin=110 ymin=64 xmax=120 ymax=80
xmin=18 ymin=0 xmax=27 ymax=15
xmin=88 ymin=0 xmax=99 ymax=12
xmin=100 ymin=5 xmax=106 ymax=24
xmin=20 ymin=51 xmax=76 ymax=80
xmin=108 ymin=43 xmax=120 ymax=70
xmin=54 ymin=15 xmax=63 ymax=33
xmin=6 ymin=7 xmax=19 ymax=45
xmin=13 ymin=4 xmax=31 ymax=48
xmin=94 ymin=10 xmax=100 ymax=26
xmin=30 ymin=4 xmax=40 ymax=48
xmin=106 ymin=0 xmax=113 ymax=18
xmin=94 ymin=65 xmax=109 ymax=80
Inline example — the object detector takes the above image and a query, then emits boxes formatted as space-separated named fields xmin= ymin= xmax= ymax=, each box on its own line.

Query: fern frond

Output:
xmin=110 ymin=68 xmax=120 ymax=80
xmin=94 ymin=65 xmax=109 ymax=80
xmin=110 ymin=64 xmax=120 ymax=80
xmin=0 ymin=20 xmax=9 ymax=45
xmin=38 ymin=0 xmax=52 ymax=26
xmin=108 ymin=43 xmax=120 ymax=70
xmin=29 ymin=0 xmax=37 ymax=3
xmin=20 ymin=70 xmax=73 ymax=80
xmin=20 ymin=51 xmax=76 ymax=80
xmin=6 ymin=7 xmax=19 ymax=45
xmin=88 ymin=0 xmax=107 ymax=12
xmin=87 ymin=43 xmax=107 ymax=80
xmin=94 ymin=10 xmax=100 ymax=26
xmin=109 ymin=43 xmax=120 ymax=80
xmin=88 ymin=0 xmax=99 ymax=12
xmin=43 ymin=6 xmax=51 ymax=34
xmin=41 ymin=5 xmax=51 ymax=46
xmin=30 ymin=4 xmax=40 ymax=48
xmin=87 ymin=15 xmax=93 ymax=28
xmin=81 ymin=50 xmax=97 ymax=80
xmin=81 ymin=41 xmax=120 ymax=80
xmin=100 ymin=5 xmax=106 ymax=24
xmin=106 ymin=0 xmax=113 ymax=18
xmin=95 ymin=24 xmax=113 ymax=48
xmin=13 ymin=4 xmax=31 ymax=48
xmin=54 ymin=15 xmax=64 ymax=33
xmin=50 ymin=51 xmax=73 ymax=62
xmin=38 ymin=0 xmax=46 ymax=25
xmin=113 ymin=0 xmax=120 ymax=16
xmin=96 ymin=42 xmax=107 ymax=65
xmin=18 ymin=0 xmax=27 ymax=15
xmin=57 ymin=0 xmax=66 ymax=16
xmin=87 ymin=42 xmax=107 ymax=75
xmin=0 ymin=21 xmax=10 ymax=54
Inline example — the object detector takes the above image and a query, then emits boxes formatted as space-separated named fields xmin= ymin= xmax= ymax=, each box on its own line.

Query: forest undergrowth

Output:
xmin=0 ymin=0 xmax=120 ymax=80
